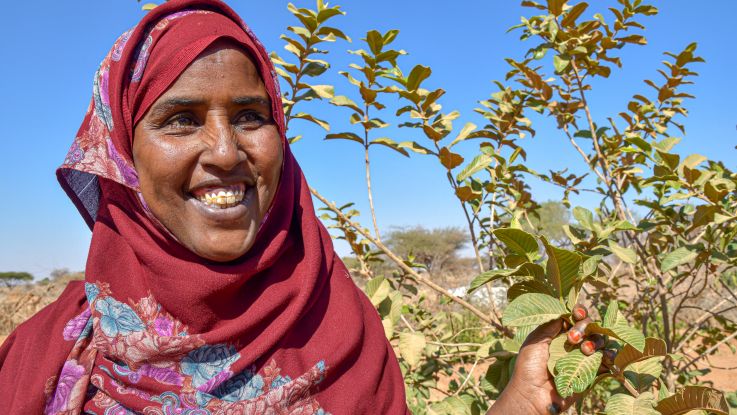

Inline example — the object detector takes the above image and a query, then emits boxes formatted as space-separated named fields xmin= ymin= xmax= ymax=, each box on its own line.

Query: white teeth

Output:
xmin=194 ymin=184 xmax=247 ymax=209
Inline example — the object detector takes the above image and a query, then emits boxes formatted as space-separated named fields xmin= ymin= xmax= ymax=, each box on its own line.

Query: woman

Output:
xmin=0 ymin=0 xmax=581 ymax=413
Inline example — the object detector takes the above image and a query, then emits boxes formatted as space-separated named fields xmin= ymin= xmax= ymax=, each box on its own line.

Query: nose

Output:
xmin=201 ymin=121 xmax=242 ymax=172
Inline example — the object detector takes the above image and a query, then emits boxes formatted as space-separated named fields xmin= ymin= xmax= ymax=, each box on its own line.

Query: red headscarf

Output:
xmin=0 ymin=1 xmax=407 ymax=413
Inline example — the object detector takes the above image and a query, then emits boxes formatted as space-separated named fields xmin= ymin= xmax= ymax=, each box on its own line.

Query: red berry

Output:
xmin=572 ymin=305 xmax=588 ymax=321
xmin=581 ymin=340 xmax=596 ymax=356
xmin=567 ymin=329 xmax=584 ymax=344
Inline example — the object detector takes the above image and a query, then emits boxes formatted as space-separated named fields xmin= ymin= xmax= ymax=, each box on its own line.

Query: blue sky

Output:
xmin=1 ymin=1 xmax=735 ymax=278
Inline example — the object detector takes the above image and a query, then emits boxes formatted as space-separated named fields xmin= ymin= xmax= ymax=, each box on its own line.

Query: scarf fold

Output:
xmin=0 ymin=1 xmax=407 ymax=413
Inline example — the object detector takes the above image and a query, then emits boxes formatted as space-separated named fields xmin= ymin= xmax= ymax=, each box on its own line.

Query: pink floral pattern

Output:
xmin=45 ymin=283 xmax=330 ymax=414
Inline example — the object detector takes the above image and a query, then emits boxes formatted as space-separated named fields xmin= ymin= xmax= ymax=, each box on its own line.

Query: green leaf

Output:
xmin=302 ymin=61 xmax=329 ymax=77
xmin=141 ymin=2 xmax=158 ymax=11
xmin=502 ymin=293 xmax=567 ymax=327
xmin=581 ymin=255 xmax=601 ymax=277
xmin=547 ymin=333 xmax=573 ymax=376
xmin=507 ymin=280 xmax=555 ymax=301
xmin=398 ymin=141 xmax=434 ymax=155
xmin=330 ymin=95 xmax=364 ymax=115
xmin=494 ymin=228 xmax=540 ymax=261
xmin=398 ymin=332 xmax=426 ymax=368
xmin=588 ymin=300 xmax=645 ymax=352
xmin=554 ymin=349 xmax=602 ymax=398
xmin=370 ymin=137 xmax=409 ymax=157
xmin=325 ymin=132 xmax=364 ymax=145
xmin=366 ymin=276 xmax=389 ymax=306
xmin=572 ymin=206 xmax=595 ymax=231
xmin=542 ymin=237 xmax=581 ymax=299
xmin=456 ymin=153 xmax=492 ymax=182
xmin=624 ymin=356 xmax=663 ymax=392
xmin=407 ymin=65 xmax=432 ymax=91
xmin=654 ymin=386 xmax=730 ymax=415
xmin=553 ymin=55 xmax=570 ymax=73
xmin=468 ymin=268 xmax=519 ymax=294
xmin=365 ymin=30 xmax=383 ymax=55
xmin=291 ymin=112 xmax=330 ymax=131
xmin=430 ymin=396 xmax=473 ymax=415
xmin=307 ymin=84 xmax=334 ymax=99
xmin=681 ymin=153 xmax=706 ymax=169
xmin=608 ymin=240 xmax=637 ymax=264
xmin=660 ymin=247 xmax=697 ymax=273
xmin=449 ymin=122 xmax=477 ymax=148
xmin=605 ymin=392 xmax=660 ymax=415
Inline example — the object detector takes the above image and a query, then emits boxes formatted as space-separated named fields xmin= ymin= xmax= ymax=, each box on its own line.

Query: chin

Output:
xmin=190 ymin=232 xmax=256 ymax=263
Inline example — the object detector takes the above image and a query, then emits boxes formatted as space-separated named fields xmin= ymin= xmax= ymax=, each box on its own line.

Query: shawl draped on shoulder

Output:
xmin=0 ymin=1 xmax=408 ymax=413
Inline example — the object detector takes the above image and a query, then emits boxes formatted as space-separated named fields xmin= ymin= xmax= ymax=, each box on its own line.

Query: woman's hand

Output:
xmin=486 ymin=320 xmax=575 ymax=414
xmin=487 ymin=306 xmax=607 ymax=415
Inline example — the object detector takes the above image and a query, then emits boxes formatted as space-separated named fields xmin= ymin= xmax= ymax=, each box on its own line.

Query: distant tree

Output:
xmin=526 ymin=201 xmax=571 ymax=245
xmin=385 ymin=226 xmax=470 ymax=278
xmin=0 ymin=271 xmax=33 ymax=287
xmin=50 ymin=268 xmax=70 ymax=280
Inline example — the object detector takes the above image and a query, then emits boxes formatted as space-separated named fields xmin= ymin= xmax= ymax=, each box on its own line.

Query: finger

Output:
xmin=566 ymin=317 xmax=591 ymax=345
xmin=522 ymin=319 xmax=563 ymax=347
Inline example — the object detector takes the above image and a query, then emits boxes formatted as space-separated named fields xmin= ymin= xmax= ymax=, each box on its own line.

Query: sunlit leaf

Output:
xmin=292 ymin=112 xmax=330 ymax=131
xmin=608 ymin=240 xmax=637 ymax=264
xmin=542 ymin=237 xmax=581 ymax=299
xmin=494 ymin=228 xmax=540 ymax=261
xmin=604 ymin=392 xmax=659 ymax=415
xmin=654 ymin=386 xmax=729 ymax=415
xmin=660 ymin=247 xmax=697 ymax=273
xmin=588 ymin=300 xmax=645 ymax=352
xmin=325 ymin=132 xmax=364 ymax=145
xmin=370 ymin=137 xmax=409 ymax=157
xmin=398 ymin=332 xmax=426 ymax=367
xmin=456 ymin=153 xmax=492 ymax=182
xmin=554 ymin=349 xmax=602 ymax=398
xmin=468 ymin=268 xmax=518 ymax=294
xmin=407 ymin=65 xmax=432 ymax=91
xmin=502 ymin=293 xmax=567 ymax=327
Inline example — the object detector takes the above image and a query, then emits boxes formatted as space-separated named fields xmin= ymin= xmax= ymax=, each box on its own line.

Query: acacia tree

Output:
xmin=138 ymin=0 xmax=735 ymax=413
xmin=0 ymin=272 xmax=33 ymax=288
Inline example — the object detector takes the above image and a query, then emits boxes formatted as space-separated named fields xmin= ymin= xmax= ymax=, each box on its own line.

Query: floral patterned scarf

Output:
xmin=0 ymin=1 xmax=407 ymax=413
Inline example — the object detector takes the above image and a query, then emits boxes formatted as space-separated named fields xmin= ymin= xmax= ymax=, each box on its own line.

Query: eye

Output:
xmin=165 ymin=113 xmax=198 ymax=129
xmin=235 ymin=110 xmax=268 ymax=129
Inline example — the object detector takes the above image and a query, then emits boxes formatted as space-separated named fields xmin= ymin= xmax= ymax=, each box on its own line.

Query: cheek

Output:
xmin=250 ymin=130 xmax=283 ymax=207
xmin=134 ymin=136 xmax=199 ymax=204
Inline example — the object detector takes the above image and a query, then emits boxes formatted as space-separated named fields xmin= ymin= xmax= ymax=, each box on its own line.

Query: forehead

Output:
xmin=163 ymin=44 xmax=266 ymax=96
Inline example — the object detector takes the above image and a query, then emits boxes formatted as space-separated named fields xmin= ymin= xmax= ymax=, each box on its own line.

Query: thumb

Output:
xmin=522 ymin=319 xmax=563 ymax=347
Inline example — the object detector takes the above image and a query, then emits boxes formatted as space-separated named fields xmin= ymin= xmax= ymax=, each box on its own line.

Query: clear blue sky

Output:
xmin=1 ymin=1 xmax=735 ymax=278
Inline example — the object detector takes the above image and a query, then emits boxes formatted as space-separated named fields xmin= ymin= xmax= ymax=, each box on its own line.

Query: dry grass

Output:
xmin=0 ymin=272 xmax=84 ymax=336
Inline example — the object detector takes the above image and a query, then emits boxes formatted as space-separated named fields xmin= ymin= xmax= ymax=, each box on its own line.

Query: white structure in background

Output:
xmin=451 ymin=284 xmax=508 ymax=309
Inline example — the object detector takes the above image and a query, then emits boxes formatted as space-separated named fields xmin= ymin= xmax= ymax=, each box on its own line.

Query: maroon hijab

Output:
xmin=0 ymin=1 xmax=407 ymax=413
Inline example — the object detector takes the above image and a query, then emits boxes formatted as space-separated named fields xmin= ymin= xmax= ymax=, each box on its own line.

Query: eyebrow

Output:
xmin=148 ymin=96 xmax=271 ymax=119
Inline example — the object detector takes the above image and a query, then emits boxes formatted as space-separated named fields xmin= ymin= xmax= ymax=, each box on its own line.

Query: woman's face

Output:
xmin=133 ymin=41 xmax=282 ymax=262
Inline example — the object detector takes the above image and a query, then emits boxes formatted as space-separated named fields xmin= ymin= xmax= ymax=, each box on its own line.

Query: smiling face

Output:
xmin=132 ymin=41 xmax=283 ymax=262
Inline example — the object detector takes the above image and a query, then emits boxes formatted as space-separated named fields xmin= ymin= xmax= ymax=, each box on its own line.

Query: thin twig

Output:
xmin=311 ymin=186 xmax=509 ymax=332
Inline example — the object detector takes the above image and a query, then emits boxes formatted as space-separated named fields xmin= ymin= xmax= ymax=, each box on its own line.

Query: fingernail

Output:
xmin=572 ymin=304 xmax=587 ymax=321
xmin=581 ymin=340 xmax=596 ymax=355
